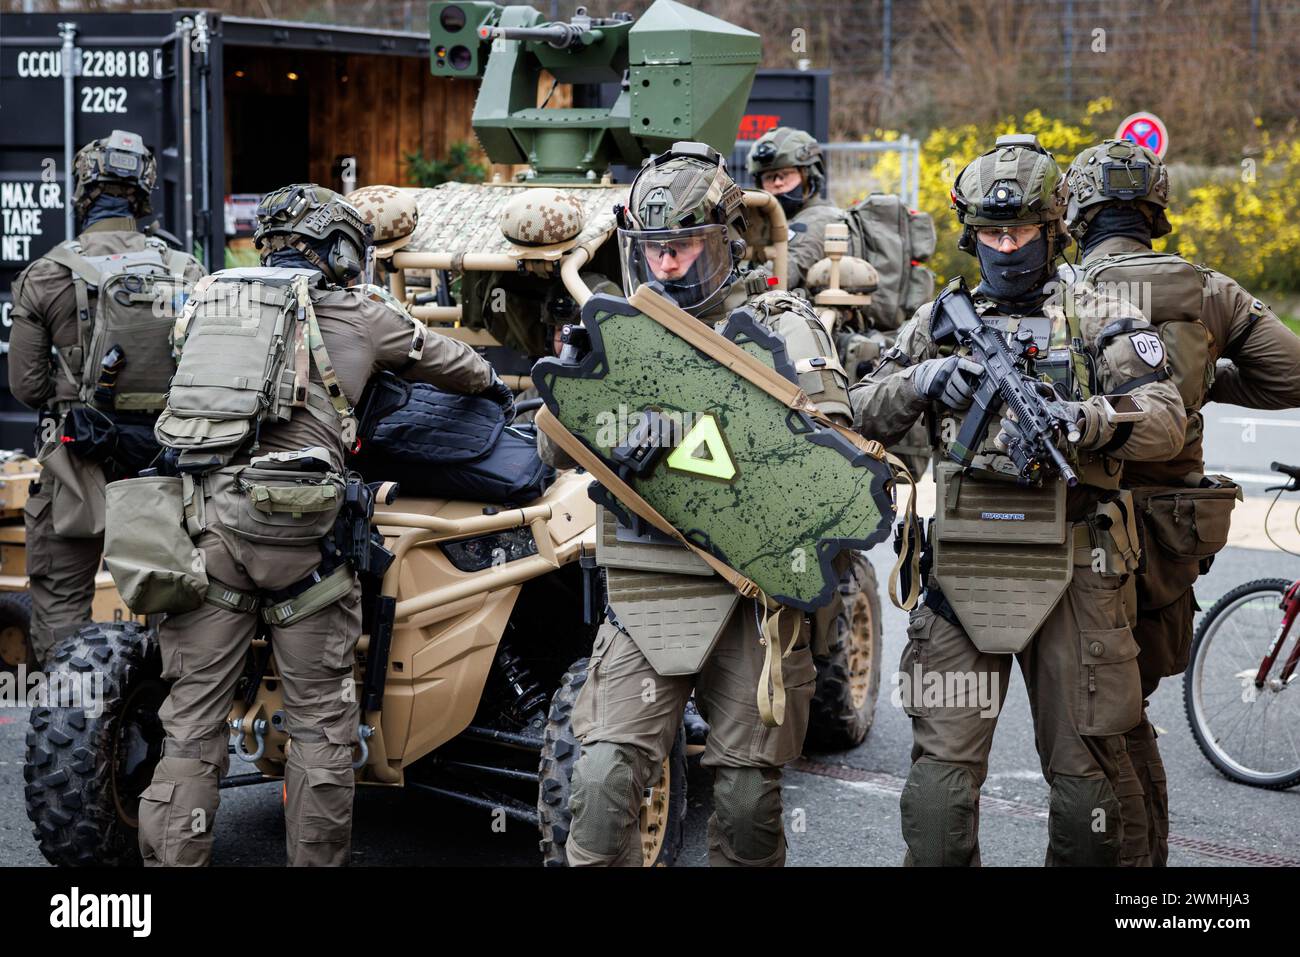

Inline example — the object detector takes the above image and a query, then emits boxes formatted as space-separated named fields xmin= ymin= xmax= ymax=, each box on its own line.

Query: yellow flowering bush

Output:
xmin=864 ymin=100 xmax=1300 ymax=296
xmin=1164 ymin=131 xmax=1300 ymax=294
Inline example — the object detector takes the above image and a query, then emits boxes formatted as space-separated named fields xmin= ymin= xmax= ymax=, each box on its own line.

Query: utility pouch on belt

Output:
xmin=227 ymin=466 xmax=344 ymax=545
xmin=103 ymin=475 xmax=209 ymax=614
xmin=932 ymin=461 xmax=1071 ymax=653
xmin=1137 ymin=475 xmax=1240 ymax=562
xmin=36 ymin=437 xmax=107 ymax=538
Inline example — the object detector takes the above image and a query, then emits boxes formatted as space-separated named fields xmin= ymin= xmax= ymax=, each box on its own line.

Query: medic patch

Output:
xmin=1130 ymin=330 xmax=1165 ymax=368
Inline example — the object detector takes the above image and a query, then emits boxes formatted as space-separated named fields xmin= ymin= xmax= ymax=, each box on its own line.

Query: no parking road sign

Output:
xmin=1116 ymin=112 xmax=1169 ymax=158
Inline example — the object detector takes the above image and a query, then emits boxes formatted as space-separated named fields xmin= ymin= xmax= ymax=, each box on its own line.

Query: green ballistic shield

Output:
xmin=533 ymin=286 xmax=895 ymax=612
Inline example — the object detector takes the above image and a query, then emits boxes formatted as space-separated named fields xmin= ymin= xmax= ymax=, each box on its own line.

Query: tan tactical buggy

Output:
xmin=24 ymin=180 xmax=881 ymax=869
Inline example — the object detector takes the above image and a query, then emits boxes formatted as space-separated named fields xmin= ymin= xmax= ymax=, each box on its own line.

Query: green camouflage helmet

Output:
xmin=254 ymin=183 xmax=374 ymax=284
xmin=72 ymin=129 xmax=157 ymax=219
xmin=616 ymin=142 xmax=747 ymax=315
xmin=1065 ymin=138 xmax=1171 ymax=240
xmin=622 ymin=141 xmax=747 ymax=232
xmin=951 ymin=134 xmax=1071 ymax=256
xmin=746 ymin=127 xmax=826 ymax=194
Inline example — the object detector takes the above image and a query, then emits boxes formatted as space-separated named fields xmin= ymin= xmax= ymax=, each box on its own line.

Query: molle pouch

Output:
xmin=104 ymin=476 xmax=208 ymax=615
xmin=227 ymin=466 xmax=344 ymax=546
xmin=37 ymin=439 xmax=107 ymax=538
xmin=1139 ymin=478 xmax=1240 ymax=562
xmin=932 ymin=461 xmax=1072 ymax=653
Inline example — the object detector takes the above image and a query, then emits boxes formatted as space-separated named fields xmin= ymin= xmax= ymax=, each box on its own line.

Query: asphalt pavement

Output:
xmin=0 ymin=403 xmax=1297 ymax=867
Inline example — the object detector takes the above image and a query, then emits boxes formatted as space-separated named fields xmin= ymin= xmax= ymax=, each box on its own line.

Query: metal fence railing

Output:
xmin=731 ymin=138 xmax=922 ymax=211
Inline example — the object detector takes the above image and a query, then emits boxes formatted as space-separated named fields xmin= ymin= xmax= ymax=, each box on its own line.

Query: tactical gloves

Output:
xmin=480 ymin=373 xmax=517 ymax=424
xmin=912 ymin=355 xmax=984 ymax=410
xmin=994 ymin=400 xmax=1111 ymax=454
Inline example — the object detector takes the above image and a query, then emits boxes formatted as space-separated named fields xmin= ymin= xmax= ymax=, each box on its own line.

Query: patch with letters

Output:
xmin=1129 ymin=330 xmax=1165 ymax=368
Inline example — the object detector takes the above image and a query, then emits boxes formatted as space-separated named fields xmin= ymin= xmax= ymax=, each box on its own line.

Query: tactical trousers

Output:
xmin=23 ymin=482 xmax=103 ymax=665
xmin=1120 ymin=553 xmax=1201 ymax=868
xmin=137 ymin=524 xmax=362 ymax=867
xmin=567 ymin=594 xmax=816 ymax=866
xmin=898 ymin=558 xmax=1145 ymax=867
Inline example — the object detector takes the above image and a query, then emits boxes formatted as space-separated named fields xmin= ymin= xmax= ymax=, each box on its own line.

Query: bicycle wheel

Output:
xmin=1184 ymin=578 xmax=1300 ymax=789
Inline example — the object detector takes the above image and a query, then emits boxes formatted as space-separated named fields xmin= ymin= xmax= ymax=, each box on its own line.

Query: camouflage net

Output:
xmin=398 ymin=183 xmax=628 ymax=257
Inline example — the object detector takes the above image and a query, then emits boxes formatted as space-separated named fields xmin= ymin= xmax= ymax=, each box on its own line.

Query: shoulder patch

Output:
xmin=1129 ymin=330 xmax=1165 ymax=368
xmin=362 ymin=283 xmax=412 ymax=320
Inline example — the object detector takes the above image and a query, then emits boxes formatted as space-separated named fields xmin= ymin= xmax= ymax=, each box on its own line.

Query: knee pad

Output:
xmin=1047 ymin=773 xmax=1122 ymax=866
xmin=708 ymin=767 xmax=784 ymax=866
xmin=568 ymin=741 xmax=654 ymax=862
xmin=899 ymin=760 xmax=980 ymax=866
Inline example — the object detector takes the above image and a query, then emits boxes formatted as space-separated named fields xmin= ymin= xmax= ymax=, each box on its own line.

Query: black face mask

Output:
xmin=80 ymin=193 xmax=135 ymax=230
xmin=775 ymin=183 xmax=806 ymax=219
xmin=1082 ymin=204 xmax=1153 ymax=256
xmin=975 ymin=231 xmax=1051 ymax=304
xmin=266 ymin=234 xmax=338 ymax=279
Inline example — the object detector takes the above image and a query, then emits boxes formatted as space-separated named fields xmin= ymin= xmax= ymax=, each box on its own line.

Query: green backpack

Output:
xmin=43 ymin=238 xmax=195 ymax=413
xmin=1082 ymin=251 xmax=1212 ymax=411
xmin=843 ymin=193 xmax=937 ymax=332
xmin=153 ymin=267 xmax=356 ymax=470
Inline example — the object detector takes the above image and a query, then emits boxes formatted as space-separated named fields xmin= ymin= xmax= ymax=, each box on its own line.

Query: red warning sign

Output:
xmin=1116 ymin=112 xmax=1168 ymax=159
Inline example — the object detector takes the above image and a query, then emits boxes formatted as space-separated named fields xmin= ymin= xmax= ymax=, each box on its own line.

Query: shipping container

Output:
xmin=0 ymin=10 xmax=830 ymax=451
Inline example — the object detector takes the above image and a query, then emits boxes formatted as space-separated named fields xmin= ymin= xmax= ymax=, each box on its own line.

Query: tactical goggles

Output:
xmin=256 ymin=185 xmax=316 ymax=225
xmin=638 ymin=236 xmax=707 ymax=260
xmin=975 ymin=224 xmax=1042 ymax=248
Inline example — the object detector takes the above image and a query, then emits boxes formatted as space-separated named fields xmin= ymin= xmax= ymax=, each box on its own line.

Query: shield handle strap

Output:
xmin=534 ymin=406 xmax=762 ymax=600
xmin=756 ymin=594 xmax=803 ymax=727
xmin=883 ymin=449 xmax=922 ymax=612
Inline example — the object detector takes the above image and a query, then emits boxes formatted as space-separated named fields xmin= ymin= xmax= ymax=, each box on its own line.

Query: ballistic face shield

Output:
xmin=617 ymin=223 xmax=734 ymax=313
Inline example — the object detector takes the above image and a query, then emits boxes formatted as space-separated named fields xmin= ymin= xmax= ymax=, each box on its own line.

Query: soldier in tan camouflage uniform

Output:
xmin=852 ymin=135 xmax=1187 ymax=866
xmin=8 ymin=131 xmax=206 ymax=665
xmin=747 ymin=127 xmax=844 ymax=291
xmin=136 ymin=185 xmax=506 ymax=866
xmin=1066 ymin=139 xmax=1300 ymax=866
xmin=539 ymin=142 xmax=854 ymax=867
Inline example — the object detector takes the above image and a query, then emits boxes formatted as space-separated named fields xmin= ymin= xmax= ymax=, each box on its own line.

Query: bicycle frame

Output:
xmin=1256 ymin=579 xmax=1300 ymax=687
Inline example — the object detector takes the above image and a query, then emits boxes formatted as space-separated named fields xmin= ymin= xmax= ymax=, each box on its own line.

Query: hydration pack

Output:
xmin=153 ymin=266 xmax=356 ymax=470
xmin=843 ymin=194 xmax=936 ymax=331
xmin=43 ymin=238 xmax=195 ymax=413
xmin=1082 ymin=251 xmax=1212 ymax=411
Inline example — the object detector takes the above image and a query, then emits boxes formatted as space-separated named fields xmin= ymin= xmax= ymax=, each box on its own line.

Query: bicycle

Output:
xmin=1183 ymin=461 xmax=1300 ymax=789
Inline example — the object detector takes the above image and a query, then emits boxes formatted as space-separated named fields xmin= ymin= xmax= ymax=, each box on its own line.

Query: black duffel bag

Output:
xmin=351 ymin=373 xmax=555 ymax=504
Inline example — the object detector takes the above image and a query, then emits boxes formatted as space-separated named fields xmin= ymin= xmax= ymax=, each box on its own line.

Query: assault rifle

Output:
xmin=929 ymin=282 xmax=1080 ymax=487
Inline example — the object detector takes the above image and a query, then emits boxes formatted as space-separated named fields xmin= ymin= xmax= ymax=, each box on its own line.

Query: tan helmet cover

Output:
xmin=346 ymin=185 xmax=419 ymax=255
xmin=498 ymin=187 xmax=586 ymax=255
xmin=73 ymin=129 xmax=157 ymax=218
xmin=805 ymin=255 xmax=879 ymax=295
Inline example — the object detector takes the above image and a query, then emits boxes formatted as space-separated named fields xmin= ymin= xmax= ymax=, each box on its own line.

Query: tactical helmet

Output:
xmin=1065 ymin=138 xmax=1171 ymax=240
xmin=254 ymin=184 xmax=374 ymax=284
xmin=951 ymin=134 xmax=1071 ymax=257
xmin=499 ymin=187 xmax=585 ymax=253
xmin=805 ymin=255 xmax=879 ymax=297
xmin=72 ymin=129 xmax=157 ymax=219
xmin=616 ymin=141 xmax=748 ymax=315
xmin=345 ymin=185 xmax=419 ymax=255
xmin=747 ymin=127 xmax=827 ymax=196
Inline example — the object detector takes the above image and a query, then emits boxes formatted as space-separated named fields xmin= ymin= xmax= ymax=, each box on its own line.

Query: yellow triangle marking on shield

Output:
xmin=666 ymin=415 xmax=736 ymax=481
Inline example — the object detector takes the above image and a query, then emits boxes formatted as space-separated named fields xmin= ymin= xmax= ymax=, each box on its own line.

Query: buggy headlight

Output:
xmin=441 ymin=527 xmax=538 ymax=572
